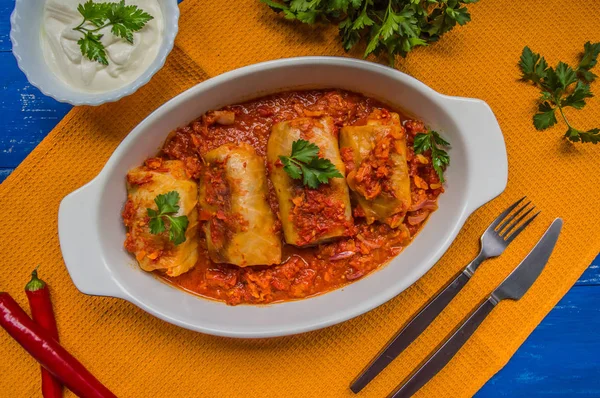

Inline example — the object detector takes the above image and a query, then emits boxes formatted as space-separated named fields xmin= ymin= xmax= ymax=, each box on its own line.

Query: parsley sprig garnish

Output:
xmin=147 ymin=191 xmax=189 ymax=246
xmin=280 ymin=139 xmax=343 ymax=189
xmin=261 ymin=0 xmax=477 ymax=66
xmin=73 ymin=0 xmax=154 ymax=65
xmin=519 ymin=42 xmax=600 ymax=144
xmin=413 ymin=130 xmax=450 ymax=183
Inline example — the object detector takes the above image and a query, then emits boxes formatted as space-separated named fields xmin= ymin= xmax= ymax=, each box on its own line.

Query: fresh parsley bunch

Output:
xmin=413 ymin=130 xmax=450 ymax=182
xmin=74 ymin=0 xmax=154 ymax=65
xmin=280 ymin=139 xmax=343 ymax=188
xmin=261 ymin=0 xmax=478 ymax=66
xmin=147 ymin=191 xmax=189 ymax=245
xmin=519 ymin=42 xmax=600 ymax=144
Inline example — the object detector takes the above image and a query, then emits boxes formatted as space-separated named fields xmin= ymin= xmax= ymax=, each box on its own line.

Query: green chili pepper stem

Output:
xmin=25 ymin=266 xmax=46 ymax=292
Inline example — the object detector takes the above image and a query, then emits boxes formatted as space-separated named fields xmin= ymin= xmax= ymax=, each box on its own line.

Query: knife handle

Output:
xmin=351 ymin=269 xmax=473 ymax=393
xmin=388 ymin=297 xmax=497 ymax=398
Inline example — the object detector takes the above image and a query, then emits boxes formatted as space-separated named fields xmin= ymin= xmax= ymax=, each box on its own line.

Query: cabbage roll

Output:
xmin=340 ymin=110 xmax=411 ymax=228
xmin=267 ymin=117 xmax=353 ymax=247
xmin=199 ymin=143 xmax=282 ymax=266
xmin=123 ymin=159 xmax=199 ymax=277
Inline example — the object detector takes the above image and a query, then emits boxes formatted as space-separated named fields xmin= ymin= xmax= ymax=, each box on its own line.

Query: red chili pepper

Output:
xmin=25 ymin=268 xmax=63 ymax=398
xmin=0 ymin=292 xmax=117 ymax=398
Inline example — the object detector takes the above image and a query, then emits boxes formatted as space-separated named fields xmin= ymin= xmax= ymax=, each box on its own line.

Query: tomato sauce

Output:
xmin=156 ymin=90 xmax=443 ymax=305
xmin=290 ymin=184 xmax=354 ymax=246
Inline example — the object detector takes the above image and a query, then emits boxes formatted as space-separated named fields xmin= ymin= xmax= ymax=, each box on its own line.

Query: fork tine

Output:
xmin=488 ymin=197 xmax=526 ymax=231
xmin=501 ymin=206 xmax=535 ymax=237
xmin=499 ymin=206 xmax=535 ymax=238
xmin=505 ymin=211 xmax=541 ymax=243
xmin=496 ymin=200 xmax=531 ymax=233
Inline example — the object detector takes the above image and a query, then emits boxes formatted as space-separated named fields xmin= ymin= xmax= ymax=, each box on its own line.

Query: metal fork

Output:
xmin=350 ymin=197 xmax=540 ymax=393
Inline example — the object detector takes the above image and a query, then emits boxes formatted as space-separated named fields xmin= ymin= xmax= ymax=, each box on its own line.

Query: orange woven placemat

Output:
xmin=1 ymin=1 xmax=599 ymax=396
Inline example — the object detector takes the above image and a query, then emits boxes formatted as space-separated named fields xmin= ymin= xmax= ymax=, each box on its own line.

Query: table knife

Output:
xmin=388 ymin=218 xmax=563 ymax=398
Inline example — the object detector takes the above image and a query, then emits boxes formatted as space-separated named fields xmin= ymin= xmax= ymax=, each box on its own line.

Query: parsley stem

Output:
xmin=73 ymin=21 xmax=86 ymax=31
xmin=557 ymin=105 xmax=573 ymax=130
xmin=73 ymin=27 xmax=86 ymax=36
xmin=287 ymin=157 xmax=305 ymax=168
xmin=73 ymin=23 xmax=113 ymax=35
xmin=370 ymin=1 xmax=385 ymax=23
xmin=88 ymin=24 xmax=112 ymax=33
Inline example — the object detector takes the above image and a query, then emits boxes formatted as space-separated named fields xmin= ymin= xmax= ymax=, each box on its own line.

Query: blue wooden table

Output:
xmin=1 ymin=0 xmax=599 ymax=395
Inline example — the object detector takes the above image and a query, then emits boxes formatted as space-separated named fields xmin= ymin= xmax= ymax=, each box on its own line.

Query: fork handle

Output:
xmin=350 ymin=268 xmax=474 ymax=393
xmin=388 ymin=297 xmax=497 ymax=398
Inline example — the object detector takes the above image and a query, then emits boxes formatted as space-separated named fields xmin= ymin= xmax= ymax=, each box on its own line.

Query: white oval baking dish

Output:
xmin=58 ymin=57 xmax=507 ymax=338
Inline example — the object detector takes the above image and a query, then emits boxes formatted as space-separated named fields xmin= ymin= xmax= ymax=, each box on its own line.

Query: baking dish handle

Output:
xmin=448 ymin=97 xmax=508 ymax=214
xmin=58 ymin=181 xmax=128 ymax=299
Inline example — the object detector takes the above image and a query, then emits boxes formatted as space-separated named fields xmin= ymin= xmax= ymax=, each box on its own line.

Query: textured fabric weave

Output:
xmin=1 ymin=1 xmax=599 ymax=397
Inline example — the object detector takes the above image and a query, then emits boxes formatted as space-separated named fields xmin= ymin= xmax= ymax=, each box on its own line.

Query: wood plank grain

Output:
xmin=476 ymin=285 xmax=600 ymax=397
xmin=575 ymin=255 xmax=600 ymax=286
xmin=0 ymin=168 xmax=13 ymax=183
xmin=0 ymin=0 xmax=11 ymax=52
xmin=0 ymin=52 xmax=72 ymax=168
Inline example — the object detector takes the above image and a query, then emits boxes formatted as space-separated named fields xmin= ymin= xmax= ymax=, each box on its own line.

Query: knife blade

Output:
xmin=388 ymin=218 xmax=563 ymax=398
xmin=492 ymin=217 xmax=563 ymax=302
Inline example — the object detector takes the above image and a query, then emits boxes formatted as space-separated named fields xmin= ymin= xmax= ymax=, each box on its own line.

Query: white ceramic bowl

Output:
xmin=58 ymin=57 xmax=508 ymax=338
xmin=10 ymin=0 xmax=179 ymax=106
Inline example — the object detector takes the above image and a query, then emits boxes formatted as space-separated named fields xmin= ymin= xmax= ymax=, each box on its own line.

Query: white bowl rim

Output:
xmin=58 ymin=56 xmax=508 ymax=338
xmin=10 ymin=0 xmax=180 ymax=106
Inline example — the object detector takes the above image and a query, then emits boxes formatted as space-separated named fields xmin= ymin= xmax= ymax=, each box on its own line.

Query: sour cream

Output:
xmin=41 ymin=0 xmax=164 ymax=93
